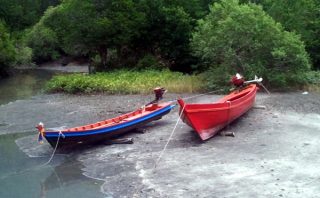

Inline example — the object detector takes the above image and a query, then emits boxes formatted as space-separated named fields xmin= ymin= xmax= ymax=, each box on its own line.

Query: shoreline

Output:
xmin=14 ymin=63 xmax=89 ymax=73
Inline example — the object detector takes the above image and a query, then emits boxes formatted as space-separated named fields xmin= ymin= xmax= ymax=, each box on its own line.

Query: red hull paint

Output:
xmin=178 ymin=84 xmax=258 ymax=140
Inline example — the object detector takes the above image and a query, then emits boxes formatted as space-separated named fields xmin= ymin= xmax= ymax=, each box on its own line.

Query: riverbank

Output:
xmin=15 ymin=60 xmax=89 ymax=73
xmin=1 ymin=91 xmax=320 ymax=197
xmin=0 ymin=69 xmax=54 ymax=105
xmin=45 ymin=70 xmax=204 ymax=94
xmin=37 ymin=60 xmax=89 ymax=73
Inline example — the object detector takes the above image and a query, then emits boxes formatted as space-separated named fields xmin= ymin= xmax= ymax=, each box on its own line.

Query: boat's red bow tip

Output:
xmin=177 ymin=98 xmax=185 ymax=107
xmin=36 ymin=122 xmax=44 ymax=131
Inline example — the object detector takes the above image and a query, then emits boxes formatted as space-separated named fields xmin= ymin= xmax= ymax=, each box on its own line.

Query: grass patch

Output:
xmin=46 ymin=70 xmax=205 ymax=94
xmin=301 ymin=71 xmax=320 ymax=93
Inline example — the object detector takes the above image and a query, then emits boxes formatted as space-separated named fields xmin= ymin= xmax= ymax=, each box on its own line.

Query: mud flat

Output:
xmin=1 ymin=91 xmax=320 ymax=197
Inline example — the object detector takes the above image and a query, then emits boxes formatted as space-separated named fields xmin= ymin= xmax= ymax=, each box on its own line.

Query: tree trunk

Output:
xmin=97 ymin=46 xmax=108 ymax=71
xmin=0 ymin=67 xmax=9 ymax=79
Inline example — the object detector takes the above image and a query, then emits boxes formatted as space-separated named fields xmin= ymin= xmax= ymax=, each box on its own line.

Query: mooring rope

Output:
xmin=153 ymin=104 xmax=186 ymax=170
xmin=40 ymin=131 xmax=64 ymax=167
xmin=258 ymin=82 xmax=271 ymax=95
xmin=151 ymin=81 xmax=272 ymax=169
xmin=152 ymin=88 xmax=225 ymax=170
xmin=0 ymin=131 xmax=65 ymax=181
xmin=133 ymin=83 xmax=271 ymax=197
xmin=133 ymin=89 xmax=221 ymax=197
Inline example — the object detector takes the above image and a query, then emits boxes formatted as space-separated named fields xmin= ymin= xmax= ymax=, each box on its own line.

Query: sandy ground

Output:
xmin=1 ymin=91 xmax=320 ymax=197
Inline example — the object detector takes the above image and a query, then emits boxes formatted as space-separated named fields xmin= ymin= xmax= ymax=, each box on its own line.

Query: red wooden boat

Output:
xmin=177 ymin=83 xmax=259 ymax=140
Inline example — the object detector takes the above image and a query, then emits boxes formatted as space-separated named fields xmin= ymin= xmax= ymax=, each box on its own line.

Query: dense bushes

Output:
xmin=134 ymin=3 xmax=194 ymax=71
xmin=302 ymin=71 xmax=320 ymax=85
xmin=46 ymin=70 xmax=204 ymax=94
xmin=0 ymin=21 xmax=16 ymax=77
xmin=25 ymin=7 xmax=61 ymax=63
xmin=23 ymin=0 xmax=205 ymax=70
xmin=14 ymin=45 xmax=33 ymax=66
xmin=0 ymin=0 xmax=59 ymax=31
xmin=243 ymin=0 xmax=320 ymax=70
xmin=135 ymin=55 xmax=165 ymax=71
xmin=192 ymin=0 xmax=311 ymax=88
xmin=1 ymin=0 xmax=319 ymax=91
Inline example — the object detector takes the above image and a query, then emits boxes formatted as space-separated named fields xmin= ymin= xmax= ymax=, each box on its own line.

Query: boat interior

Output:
xmin=53 ymin=102 xmax=169 ymax=132
xmin=218 ymin=84 xmax=256 ymax=103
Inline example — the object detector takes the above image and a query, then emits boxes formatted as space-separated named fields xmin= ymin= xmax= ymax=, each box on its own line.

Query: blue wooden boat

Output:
xmin=36 ymin=101 xmax=175 ymax=149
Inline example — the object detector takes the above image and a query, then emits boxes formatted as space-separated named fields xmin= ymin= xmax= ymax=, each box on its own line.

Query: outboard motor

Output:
xmin=154 ymin=87 xmax=166 ymax=101
xmin=145 ymin=87 xmax=167 ymax=106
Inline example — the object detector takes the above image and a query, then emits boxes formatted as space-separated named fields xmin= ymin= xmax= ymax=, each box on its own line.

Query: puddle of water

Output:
xmin=0 ymin=69 xmax=53 ymax=105
xmin=0 ymin=69 xmax=110 ymax=197
xmin=0 ymin=133 xmax=106 ymax=198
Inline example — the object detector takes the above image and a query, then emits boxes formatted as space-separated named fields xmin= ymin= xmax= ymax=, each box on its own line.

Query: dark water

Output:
xmin=0 ymin=70 xmax=106 ymax=198
xmin=0 ymin=133 xmax=105 ymax=198
xmin=0 ymin=69 xmax=52 ymax=105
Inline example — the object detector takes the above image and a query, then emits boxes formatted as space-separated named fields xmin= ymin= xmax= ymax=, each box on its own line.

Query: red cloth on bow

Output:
xmin=231 ymin=74 xmax=245 ymax=87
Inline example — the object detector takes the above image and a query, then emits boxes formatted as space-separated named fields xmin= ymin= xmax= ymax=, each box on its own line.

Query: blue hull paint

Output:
xmin=45 ymin=104 xmax=175 ymax=148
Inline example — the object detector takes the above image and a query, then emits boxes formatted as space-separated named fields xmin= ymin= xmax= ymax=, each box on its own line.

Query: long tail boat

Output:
xmin=177 ymin=75 xmax=261 ymax=140
xmin=36 ymin=88 xmax=175 ymax=149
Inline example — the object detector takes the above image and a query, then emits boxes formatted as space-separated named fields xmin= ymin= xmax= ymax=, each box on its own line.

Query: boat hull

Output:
xmin=44 ymin=103 xmax=175 ymax=149
xmin=178 ymin=84 xmax=258 ymax=140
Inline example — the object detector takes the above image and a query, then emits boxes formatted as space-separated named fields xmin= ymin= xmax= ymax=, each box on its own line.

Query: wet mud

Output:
xmin=1 ymin=91 xmax=320 ymax=197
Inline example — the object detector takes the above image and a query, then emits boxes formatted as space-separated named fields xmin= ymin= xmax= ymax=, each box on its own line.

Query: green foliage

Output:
xmin=14 ymin=46 xmax=33 ymax=66
xmin=42 ymin=0 xmax=146 ymax=68
xmin=244 ymin=0 xmax=320 ymax=69
xmin=202 ymin=66 xmax=233 ymax=92
xmin=192 ymin=0 xmax=311 ymax=88
xmin=0 ymin=0 xmax=59 ymax=30
xmin=0 ymin=21 xmax=16 ymax=77
xmin=133 ymin=1 xmax=195 ymax=71
xmin=171 ymin=0 xmax=218 ymax=20
xmin=25 ymin=7 xmax=60 ymax=63
xmin=302 ymin=71 xmax=320 ymax=85
xmin=301 ymin=71 xmax=320 ymax=92
xmin=1 ymin=0 xmax=319 ymax=93
xmin=46 ymin=70 xmax=205 ymax=94
xmin=136 ymin=54 xmax=165 ymax=71
xmin=158 ymin=7 xmax=193 ymax=69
